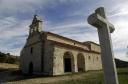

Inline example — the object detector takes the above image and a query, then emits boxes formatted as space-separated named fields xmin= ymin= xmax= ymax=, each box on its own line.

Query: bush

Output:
xmin=6 ymin=56 xmax=16 ymax=64
xmin=0 ymin=56 xmax=6 ymax=62
xmin=0 ymin=52 xmax=7 ymax=62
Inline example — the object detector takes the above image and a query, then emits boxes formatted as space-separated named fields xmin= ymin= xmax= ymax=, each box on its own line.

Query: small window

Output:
xmin=30 ymin=47 xmax=33 ymax=54
xmin=88 ymin=56 xmax=91 ymax=60
xmin=97 ymin=57 xmax=98 ymax=61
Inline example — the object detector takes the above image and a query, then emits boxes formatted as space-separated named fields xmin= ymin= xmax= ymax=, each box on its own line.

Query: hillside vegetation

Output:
xmin=0 ymin=52 xmax=19 ymax=64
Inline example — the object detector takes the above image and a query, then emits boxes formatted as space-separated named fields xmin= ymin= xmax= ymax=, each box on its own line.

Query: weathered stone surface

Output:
xmin=20 ymin=14 xmax=102 ymax=76
xmin=88 ymin=7 xmax=119 ymax=84
xmin=20 ymin=34 xmax=42 ymax=73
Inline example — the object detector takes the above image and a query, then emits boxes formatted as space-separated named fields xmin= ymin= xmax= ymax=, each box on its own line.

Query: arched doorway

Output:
xmin=77 ymin=53 xmax=85 ymax=72
xmin=28 ymin=62 xmax=33 ymax=74
xmin=63 ymin=52 xmax=74 ymax=72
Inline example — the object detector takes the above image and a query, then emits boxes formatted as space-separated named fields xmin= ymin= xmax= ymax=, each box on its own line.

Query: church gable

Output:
xmin=24 ymin=15 xmax=43 ymax=47
xmin=25 ymin=33 xmax=42 ymax=47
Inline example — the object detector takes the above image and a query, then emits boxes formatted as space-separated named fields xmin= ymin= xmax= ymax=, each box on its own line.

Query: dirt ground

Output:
xmin=0 ymin=63 xmax=18 ymax=70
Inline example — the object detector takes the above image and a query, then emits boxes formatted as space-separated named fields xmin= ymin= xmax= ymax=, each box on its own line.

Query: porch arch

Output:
xmin=77 ymin=53 xmax=85 ymax=72
xmin=63 ymin=51 xmax=75 ymax=73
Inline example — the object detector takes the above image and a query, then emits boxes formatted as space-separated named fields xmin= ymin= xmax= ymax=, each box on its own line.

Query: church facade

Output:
xmin=20 ymin=15 xmax=102 ymax=75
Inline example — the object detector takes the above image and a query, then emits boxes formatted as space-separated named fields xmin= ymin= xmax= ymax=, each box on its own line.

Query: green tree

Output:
xmin=0 ymin=52 xmax=7 ymax=62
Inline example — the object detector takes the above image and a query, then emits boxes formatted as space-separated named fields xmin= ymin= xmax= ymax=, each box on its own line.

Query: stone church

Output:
xmin=20 ymin=15 xmax=102 ymax=75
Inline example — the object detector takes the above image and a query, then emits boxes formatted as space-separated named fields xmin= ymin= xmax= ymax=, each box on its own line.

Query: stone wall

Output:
xmin=52 ymin=44 xmax=102 ymax=75
xmin=90 ymin=43 xmax=101 ymax=53
xmin=52 ymin=45 xmax=78 ymax=75
xmin=20 ymin=34 xmax=42 ymax=73
xmin=83 ymin=41 xmax=101 ymax=53
xmin=43 ymin=40 xmax=54 ymax=75
xmin=85 ymin=53 xmax=102 ymax=71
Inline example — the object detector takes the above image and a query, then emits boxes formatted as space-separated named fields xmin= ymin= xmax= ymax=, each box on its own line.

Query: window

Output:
xmin=30 ymin=47 xmax=33 ymax=54
xmin=88 ymin=56 xmax=91 ymax=60
xmin=97 ymin=57 xmax=98 ymax=61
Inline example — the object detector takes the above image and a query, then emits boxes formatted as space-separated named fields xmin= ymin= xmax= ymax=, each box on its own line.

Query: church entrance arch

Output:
xmin=28 ymin=62 xmax=33 ymax=74
xmin=63 ymin=52 xmax=74 ymax=72
xmin=77 ymin=53 xmax=85 ymax=72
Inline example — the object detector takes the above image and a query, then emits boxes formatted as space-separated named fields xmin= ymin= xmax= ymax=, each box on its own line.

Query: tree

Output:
xmin=0 ymin=52 xmax=7 ymax=62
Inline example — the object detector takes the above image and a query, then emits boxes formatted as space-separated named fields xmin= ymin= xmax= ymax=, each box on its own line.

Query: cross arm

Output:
xmin=88 ymin=13 xmax=115 ymax=33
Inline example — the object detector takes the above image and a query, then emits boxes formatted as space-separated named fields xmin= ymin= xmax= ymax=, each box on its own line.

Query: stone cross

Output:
xmin=88 ymin=7 xmax=119 ymax=84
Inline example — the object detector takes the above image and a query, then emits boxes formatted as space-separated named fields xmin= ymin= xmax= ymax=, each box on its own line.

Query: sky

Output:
xmin=0 ymin=0 xmax=128 ymax=61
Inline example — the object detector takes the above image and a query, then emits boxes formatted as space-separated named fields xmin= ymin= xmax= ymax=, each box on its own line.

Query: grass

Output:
xmin=54 ymin=68 xmax=128 ymax=84
xmin=118 ymin=68 xmax=128 ymax=84
xmin=53 ymin=71 xmax=104 ymax=84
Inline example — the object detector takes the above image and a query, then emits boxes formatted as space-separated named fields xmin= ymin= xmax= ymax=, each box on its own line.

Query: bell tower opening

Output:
xmin=29 ymin=15 xmax=42 ymax=34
